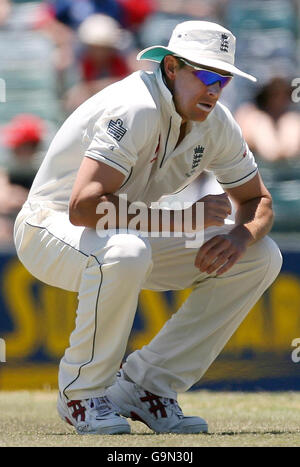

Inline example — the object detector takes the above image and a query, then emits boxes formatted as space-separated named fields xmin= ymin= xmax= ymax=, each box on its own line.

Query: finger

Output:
xmin=212 ymin=200 xmax=232 ymax=215
xmin=215 ymin=253 xmax=239 ymax=276
xmin=205 ymin=251 xmax=231 ymax=274
xmin=211 ymin=195 xmax=229 ymax=203
xmin=204 ymin=209 xmax=229 ymax=227
xmin=198 ymin=196 xmax=230 ymax=209
xmin=196 ymin=235 xmax=228 ymax=261
xmin=196 ymin=234 xmax=227 ymax=256
xmin=195 ymin=236 xmax=223 ymax=266
xmin=198 ymin=244 xmax=232 ymax=272
xmin=199 ymin=196 xmax=232 ymax=218
xmin=201 ymin=193 xmax=230 ymax=206
xmin=210 ymin=194 xmax=232 ymax=212
xmin=204 ymin=218 xmax=226 ymax=229
xmin=207 ymin=203 xmax=231 ymax=218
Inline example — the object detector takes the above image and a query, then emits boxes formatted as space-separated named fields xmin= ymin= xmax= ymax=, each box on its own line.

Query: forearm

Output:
xmin=231 ymin=195 xmax=274 ymax=246
xmin=71 ymin=191 xmax=232 ymax=233
xmin=70 ymin=192 xmax=181 ymax=233
xmin=98 ymin=193 xmax=180 ymax=233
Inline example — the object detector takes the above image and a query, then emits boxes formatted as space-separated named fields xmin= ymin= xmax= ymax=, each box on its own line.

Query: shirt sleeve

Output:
xmin=84 ymin=104 xmax=158 ymax=177
xmin=207 ymin=107 xmax=258 ymax=189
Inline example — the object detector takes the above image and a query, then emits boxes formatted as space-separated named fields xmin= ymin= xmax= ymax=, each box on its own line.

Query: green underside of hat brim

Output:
xmin=138 ymin=47 xmax=175 ymax=62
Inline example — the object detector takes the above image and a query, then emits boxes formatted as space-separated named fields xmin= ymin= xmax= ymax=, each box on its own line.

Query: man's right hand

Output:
xmin=187 ymin=193 xmax=232 ymax=232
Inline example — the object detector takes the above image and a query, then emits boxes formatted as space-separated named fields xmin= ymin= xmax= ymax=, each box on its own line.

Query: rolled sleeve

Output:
xmin=214 ymin=142 xmax=258 ymax=188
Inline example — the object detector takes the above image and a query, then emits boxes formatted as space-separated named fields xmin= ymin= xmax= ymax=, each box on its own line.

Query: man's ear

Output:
xmin=163 ymin=55 xmax=179 ymax=81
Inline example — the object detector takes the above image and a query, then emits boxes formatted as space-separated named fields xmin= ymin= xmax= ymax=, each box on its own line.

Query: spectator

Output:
xmin=0 ymin=114 xmax=45 ymax=189
xmin=0 ymin=114 xmax=45 ymax=244
xmin=235 ymin=77 xmax=300 ymax=162
xmin=42 ymin=1 xmax=154 ymax=96
xmin=117 ymin=0 xmax=155 ymax=32
xmin=78 ymin=14 xmax=130 ymax=81
xmin=34 ymin=2 xmax=76 ymax=96
xmin=0 ymin=0 xmax=11 ymax=26
xmin=47 ymin=0 xmax=124 ymax=30
xmin=47 ymin=0 xmax=155 ymax=32
xmin=63 ymin=14 xmax=131 ymax=113
xmin=222 ymin=0 xmax=298 ymax=112
xmin=0 ymin=168 xmax=27 ymax=245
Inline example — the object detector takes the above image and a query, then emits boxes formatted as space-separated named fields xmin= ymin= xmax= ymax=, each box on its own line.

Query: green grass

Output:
xmin=0 ymin=390 xmax=299 ymax=447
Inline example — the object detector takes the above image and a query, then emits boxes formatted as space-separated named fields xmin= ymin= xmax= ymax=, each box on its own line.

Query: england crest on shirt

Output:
xmin=185 ymin=145 xmax=205 ymax=177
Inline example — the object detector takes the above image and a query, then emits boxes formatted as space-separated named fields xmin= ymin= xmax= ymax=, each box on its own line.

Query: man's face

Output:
xmin=165 ymin=57 xmax=228 ymax=123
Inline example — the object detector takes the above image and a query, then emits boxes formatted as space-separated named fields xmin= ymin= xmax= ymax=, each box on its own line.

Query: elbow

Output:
xmin=68 ymin=194 xmax=107 ymax=227
xmin=69 ymin=207 xmax=83 ymax=227
xmin=264 ymin=194 xmax=275 ymax=229
xmin=69 ymin=198 xmax=86 ymax=226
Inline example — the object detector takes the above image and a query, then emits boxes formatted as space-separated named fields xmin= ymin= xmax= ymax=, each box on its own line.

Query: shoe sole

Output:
xmin=125 ymin=405 xmax=208 ymax=433
xmin=75 ymin=424 xmax=131 ymax=435
xmin=57 ymin=397 xmax=131 ymax=435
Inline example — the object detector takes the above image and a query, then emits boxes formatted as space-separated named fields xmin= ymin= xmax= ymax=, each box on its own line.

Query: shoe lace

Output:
xmin=89 ymin=395 xmax=118 ymax=419
xmin=163 ymin=398 xmax=184 ymax=419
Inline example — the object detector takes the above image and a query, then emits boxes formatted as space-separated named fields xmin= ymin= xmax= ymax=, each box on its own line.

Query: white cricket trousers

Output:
xmin=14 ymin=200 xmax=282 ymax=400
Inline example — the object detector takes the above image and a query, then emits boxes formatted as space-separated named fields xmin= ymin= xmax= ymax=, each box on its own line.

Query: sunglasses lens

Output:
xmin=194 ymin=70 xmax=232 ymax=88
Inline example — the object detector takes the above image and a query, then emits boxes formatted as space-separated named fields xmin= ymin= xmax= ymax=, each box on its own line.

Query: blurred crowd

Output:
xmin=0 ymin=0 xmax=300 ymax=245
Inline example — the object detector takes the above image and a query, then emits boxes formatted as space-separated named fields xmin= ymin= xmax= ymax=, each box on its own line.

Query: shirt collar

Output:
xmin=154 ymin=66 xmax=182 ymax=126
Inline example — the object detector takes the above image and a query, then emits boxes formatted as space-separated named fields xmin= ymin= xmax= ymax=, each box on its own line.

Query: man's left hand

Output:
xmin=194 ymin=232 xmax=249 ymax=276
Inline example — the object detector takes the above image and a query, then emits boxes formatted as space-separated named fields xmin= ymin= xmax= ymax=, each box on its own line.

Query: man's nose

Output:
xmin=207 ymin=81 xmax=222 ymax=97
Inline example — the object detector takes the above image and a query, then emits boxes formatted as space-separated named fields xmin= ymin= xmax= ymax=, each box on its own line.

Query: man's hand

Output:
xmin=188 ymin=193 xmax=232 ymax=232
xmin=194 ymin=230 xmax=249 ymax=276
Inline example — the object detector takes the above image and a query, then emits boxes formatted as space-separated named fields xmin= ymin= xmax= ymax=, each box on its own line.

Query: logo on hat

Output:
xmin=220 ymin=33 xmax=229 ymax=52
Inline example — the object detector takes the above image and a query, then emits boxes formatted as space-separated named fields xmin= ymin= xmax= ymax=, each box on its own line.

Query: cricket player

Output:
xmin=14 ymin=21 xmax=282 ymax=435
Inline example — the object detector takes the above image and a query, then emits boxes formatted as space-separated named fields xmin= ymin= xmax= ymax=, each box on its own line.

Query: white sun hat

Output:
xmin=78 ymin=14 xmax=123 ymax=49
xmin=137 ymin=20 xmax=257 ymax=82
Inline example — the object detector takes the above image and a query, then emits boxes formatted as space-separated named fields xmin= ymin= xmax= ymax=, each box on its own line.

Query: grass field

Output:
xmin=0 ymin=390 xmax=299 ymax=447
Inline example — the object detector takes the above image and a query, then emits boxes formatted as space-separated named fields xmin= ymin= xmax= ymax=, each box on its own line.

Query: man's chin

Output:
xmin=191 ymin=112 xmax=211 ymax=122
xmin=179 ymin=108 xmax=212 ymax=123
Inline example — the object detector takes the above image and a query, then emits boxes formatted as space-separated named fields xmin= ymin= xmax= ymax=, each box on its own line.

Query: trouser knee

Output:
xmin=99 ymin=234 xmax=152 ymax=279
xmin=252 ymin=236 xmax=282 ymax=286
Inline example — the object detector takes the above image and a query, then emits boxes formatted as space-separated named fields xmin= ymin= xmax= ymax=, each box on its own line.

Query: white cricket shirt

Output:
xmin=28 ymin=67 xmax=257 ymax=210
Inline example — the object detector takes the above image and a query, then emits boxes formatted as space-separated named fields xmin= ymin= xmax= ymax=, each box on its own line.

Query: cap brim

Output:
xmin=137 ymin=46 xmax=257 ymax=82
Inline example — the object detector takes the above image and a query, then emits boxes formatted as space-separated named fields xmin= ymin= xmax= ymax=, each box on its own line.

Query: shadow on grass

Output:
xmin=46 ymin=430 xmax=299 ymax=436
xmin=207 ymin=430 xmax=299 ymax=436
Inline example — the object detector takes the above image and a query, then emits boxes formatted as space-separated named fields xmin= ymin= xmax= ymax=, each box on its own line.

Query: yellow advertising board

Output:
xmin=1 ymin=252 xmax=300 ymax=390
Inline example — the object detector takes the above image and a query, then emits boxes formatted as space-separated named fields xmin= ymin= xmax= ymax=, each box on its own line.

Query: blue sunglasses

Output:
xmin=178 ymin=58 xmax=233 ymax=89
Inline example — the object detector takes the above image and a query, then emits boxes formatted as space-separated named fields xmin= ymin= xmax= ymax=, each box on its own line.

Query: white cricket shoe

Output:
xmin=106 ymin=371 xmax=208 ymax=434
xmin=57 ymin=392 xmax=131 ymax=435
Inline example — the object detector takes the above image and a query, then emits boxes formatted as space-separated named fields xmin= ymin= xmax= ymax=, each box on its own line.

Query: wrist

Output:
xmin=230 ymin=224 xmax=254 ymax=246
